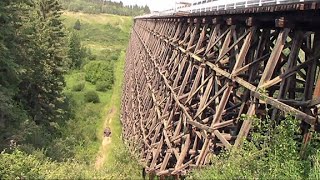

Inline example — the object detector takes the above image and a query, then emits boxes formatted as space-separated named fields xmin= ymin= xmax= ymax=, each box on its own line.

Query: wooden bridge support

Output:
xmin=121 ymin=6 xmax=320 ymax=176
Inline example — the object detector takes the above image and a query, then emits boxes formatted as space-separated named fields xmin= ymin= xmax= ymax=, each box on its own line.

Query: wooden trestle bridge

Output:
xmin=121 ymin=1 xmax=320 ymax=176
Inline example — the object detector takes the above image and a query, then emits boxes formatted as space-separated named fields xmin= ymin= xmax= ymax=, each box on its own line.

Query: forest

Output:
xmin=60 ymin=0 xmax=150 ymax=16
xmin=0 ymin=0 xmax=141 ymax=178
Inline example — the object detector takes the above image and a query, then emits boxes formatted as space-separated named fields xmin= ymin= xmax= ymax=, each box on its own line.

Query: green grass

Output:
xmin=65 ymin=71 xmax=112 ymax=104
xmin=97 ymin=51 xmax=142 ymax=179
xmin=62 ymin=12 xmax=132 ymax=60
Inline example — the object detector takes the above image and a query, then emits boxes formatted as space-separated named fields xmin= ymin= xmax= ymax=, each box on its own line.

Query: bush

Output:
xmin=0 ymin=149 xmax=138 ymax=179
xmin=0 ymin=149 xmax=102 ymax=179
xmin=96 ymin=81 xmax=111 ymax=92
xmin=72 ymin=82 xmax=85 ymax=91
xmin=84 ymin=91 xmax=100 ymax=103
xmin=101 ymin=49 xmax=121 ymax=61
xmin=86 ymin=48 xmax=97 ymax=61
xmin=109 ymin=49 xmax=121 ymax=60
xmin=84 ymin=61 xmax=114 ymax=85
xmin=73 ymin=19 xmax=81 ymax=30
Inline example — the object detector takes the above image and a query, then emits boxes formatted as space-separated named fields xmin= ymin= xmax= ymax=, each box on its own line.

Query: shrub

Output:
xmin=84 ymin=91 xmax=100 ymax=103
xmin=73 ymin=19 xmax=81 ymax=30
xmin=101 ymin=49 xmax=121 ymax=61
xmin=109 ymin=50 xmax=121 ymax=60
xmin=72 ymin=82 xmax=85 ymax=91
xmin=96 ymin=81 xmax=111 ymax=92
xmin=86 ymin=48 xmax=97 ymax=61
xmin=84 ymin=61 xmax=114 ymax=85
xmin=0 ymin=149 xmax=138 ymax=179
xmin=0 ymin=149 xmax=102 ymax=179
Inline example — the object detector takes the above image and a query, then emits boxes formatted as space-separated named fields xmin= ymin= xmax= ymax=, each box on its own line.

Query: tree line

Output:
xmin=60 ymin=0 xmax=150 ymax=16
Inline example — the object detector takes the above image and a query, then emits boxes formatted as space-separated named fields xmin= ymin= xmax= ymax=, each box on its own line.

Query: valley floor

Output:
xmin=62 ymin=12 xmax=142 ymax=178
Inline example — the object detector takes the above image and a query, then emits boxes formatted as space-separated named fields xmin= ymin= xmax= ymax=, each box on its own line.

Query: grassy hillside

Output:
xmin=63 ymin=12 xmax=132 ymax=59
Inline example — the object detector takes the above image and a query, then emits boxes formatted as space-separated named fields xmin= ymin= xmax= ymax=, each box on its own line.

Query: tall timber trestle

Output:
xmin=121 ymin=2 xmax=320 ymax=176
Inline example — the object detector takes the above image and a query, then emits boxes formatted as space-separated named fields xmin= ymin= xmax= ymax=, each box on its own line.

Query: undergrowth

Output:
xmin=189 ymin=114 xmax=320 ymax=179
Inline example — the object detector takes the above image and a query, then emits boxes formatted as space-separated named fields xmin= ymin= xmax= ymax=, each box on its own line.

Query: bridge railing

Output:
xmin=137 ymin=0 xmax=317 ymax=18
xmin=188 ymin=0 xmax=313 ymax=13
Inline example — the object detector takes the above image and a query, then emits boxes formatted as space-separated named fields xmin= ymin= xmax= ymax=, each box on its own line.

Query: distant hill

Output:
xmin=60 ymin=0 xmax=150 ymax=16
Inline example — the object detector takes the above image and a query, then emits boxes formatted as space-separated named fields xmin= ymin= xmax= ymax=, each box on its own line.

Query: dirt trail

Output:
xmin=95 ymin=107 xmax=115 ymax=170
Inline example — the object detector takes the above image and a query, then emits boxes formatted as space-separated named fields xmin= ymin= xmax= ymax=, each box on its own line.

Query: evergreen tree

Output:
xmin=68 ymin=32 xmax=84 ymax=69
xmin=0 ymin=0 xmax=31 ymax=149
xmin=143 ymin=5 xmax=150 ymax=14
xmin=73 ymin=19 xmax=81 ymax=30
xmin=18 ymin=0 xmax=67 ymax=128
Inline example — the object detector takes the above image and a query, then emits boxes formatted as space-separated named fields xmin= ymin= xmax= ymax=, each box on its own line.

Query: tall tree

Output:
xmin=143 ymin=5 xmax=150 ymax=14
xmin=0 ymin=0 xmax=31 ymax=149
xmin=68 ymin=31 xmax=84 ymax=69
xmin=18 ymin=0 xmax=67 ymax=127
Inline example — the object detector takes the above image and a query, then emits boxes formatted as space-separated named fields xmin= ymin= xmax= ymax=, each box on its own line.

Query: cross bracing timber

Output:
xmin=121 ymin=1 xmax=320 ymax=176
